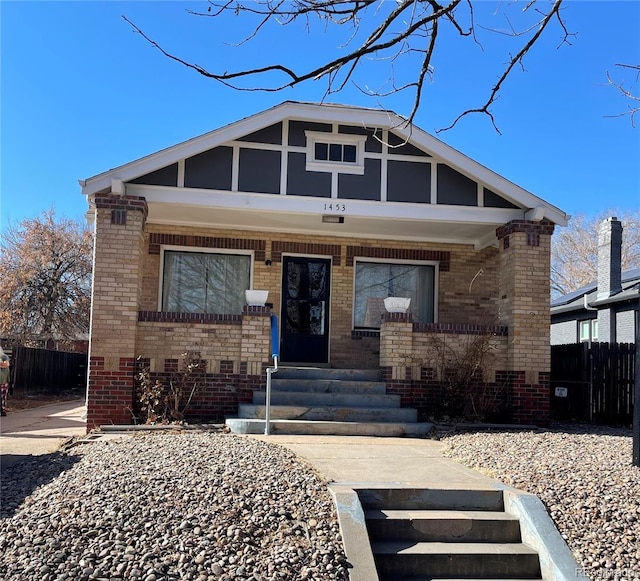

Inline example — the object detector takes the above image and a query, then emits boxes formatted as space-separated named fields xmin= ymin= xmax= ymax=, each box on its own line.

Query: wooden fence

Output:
xmin=551 ymin=342 xmax=636 ymax=426
xmin=9 ymin=346 xmax=88 ymax=395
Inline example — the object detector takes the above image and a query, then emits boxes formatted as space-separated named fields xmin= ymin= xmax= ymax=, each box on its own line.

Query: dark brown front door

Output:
xmin=280 ymin=256 xmax=331 ymax=364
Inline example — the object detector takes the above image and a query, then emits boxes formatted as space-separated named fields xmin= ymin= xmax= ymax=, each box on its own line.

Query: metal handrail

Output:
xmin=264 ymin=313 xmax=279 ymax=435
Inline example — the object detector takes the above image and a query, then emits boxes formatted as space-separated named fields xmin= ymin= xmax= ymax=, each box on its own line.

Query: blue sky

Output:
xmin=1 ymin=1 xmax=639 ymax=233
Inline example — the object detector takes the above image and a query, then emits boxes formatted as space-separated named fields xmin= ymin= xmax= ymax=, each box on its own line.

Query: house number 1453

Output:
xmin=324 ymin=203 xmax=346 ymax=212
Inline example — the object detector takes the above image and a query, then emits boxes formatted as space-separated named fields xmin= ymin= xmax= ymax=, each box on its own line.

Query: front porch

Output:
xmin=87 ymin=298 xmax=549 ymax=431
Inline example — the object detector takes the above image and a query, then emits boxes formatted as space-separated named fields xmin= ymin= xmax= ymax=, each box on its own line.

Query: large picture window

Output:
xmin=162 ymin=251 xmax=251 ymax=315
xmin=354 ymin=261 xmax=435 ymax=329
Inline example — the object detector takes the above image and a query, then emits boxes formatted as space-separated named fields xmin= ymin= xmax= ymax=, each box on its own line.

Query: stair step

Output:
xmin=238 ymin=404 xmax=417 ymax=423
xmin=358 ymin=488 xmax=505 ymax=511
xmin=271 ymin=378 xmax=387 ymax=394
xmin=365 ymin=509 xmax=522 ymax=543
xmin=275 ymin=367 xmax=382 ymax=382
xmin=372 ymin=541 xmax=541 ymax=579
xmin=225 ymin=418 xmax=434 ymax=436
xmin=253 ymin=390 xmax=400 ymax=408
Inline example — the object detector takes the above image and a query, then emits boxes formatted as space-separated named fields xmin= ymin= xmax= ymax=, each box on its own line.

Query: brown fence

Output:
xmin=551 ymin=342 xmax=636 ymax=426
xmin=10 ymin=346 xmax=88 ymax=395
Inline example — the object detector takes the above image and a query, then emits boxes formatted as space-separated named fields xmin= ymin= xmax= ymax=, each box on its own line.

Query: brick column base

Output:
xmin=86 ymin=357 xmax=136 ymax=431
xmin=383 ymin=367 xmax=549 ymax=425
xmin=507 ymin=370 xmax=550 ymax=425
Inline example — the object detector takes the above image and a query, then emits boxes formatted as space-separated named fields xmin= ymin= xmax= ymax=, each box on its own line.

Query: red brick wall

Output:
xmin=86 ymin=357 xmax=136 ymax=429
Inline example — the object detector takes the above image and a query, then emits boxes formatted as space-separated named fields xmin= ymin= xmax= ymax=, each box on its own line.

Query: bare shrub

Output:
xmin=135 ymin=351 xmax=205 ymax=424
xmin=426 ymin=332 xmax=509 ymax=422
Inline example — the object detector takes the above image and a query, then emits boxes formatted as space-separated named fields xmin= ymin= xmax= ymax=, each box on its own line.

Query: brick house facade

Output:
xmin=80 ymin=102 xmax=568 ymax=429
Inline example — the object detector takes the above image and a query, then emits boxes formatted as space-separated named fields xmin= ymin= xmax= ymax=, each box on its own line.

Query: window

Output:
xmin=305 ymin=131 xmax=366 ymax=175
xmin=579 ymin=319 xmax=598 ymax=343
xmin=579 ymin=320 xmax=590 ymax=342
xmin=162 ymin=250 xmax=251 ymax=314
xmin=354 ymin=261 xmax=435 ymax=329
xmin=314 ymin=142 xmax=357 ymax=163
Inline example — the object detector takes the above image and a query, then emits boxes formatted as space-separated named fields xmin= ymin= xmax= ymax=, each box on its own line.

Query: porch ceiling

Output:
xmin=146 ymin=199 xmax=522 ymax=248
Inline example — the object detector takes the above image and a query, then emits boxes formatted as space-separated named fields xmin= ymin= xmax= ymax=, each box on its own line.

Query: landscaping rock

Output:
xmin=0 ymin=433 xmax=349 ymax=580
xmin=442 ymin=424 xmax=640 ymax=580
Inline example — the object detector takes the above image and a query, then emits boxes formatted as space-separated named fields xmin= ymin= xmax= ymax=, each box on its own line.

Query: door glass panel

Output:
xmin=285 ymin=300 xmax=325 ymax=335
xmin=284 ymin=261 xmax=327 ymax=336
xmin=281 ymin=256 xmax=330 ymax=363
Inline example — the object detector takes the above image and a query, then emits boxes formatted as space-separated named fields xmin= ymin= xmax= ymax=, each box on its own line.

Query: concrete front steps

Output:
xmin=359 ymin=488 xmax=542 ymax=581
xmin=226 ymin=367 xmax=433 ymax=436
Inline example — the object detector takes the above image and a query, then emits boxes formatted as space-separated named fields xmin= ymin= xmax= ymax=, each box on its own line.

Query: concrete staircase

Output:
xmin=225 ymin=367 xmax=433 ymax=436
xmin=359 ymin=488 xmax=542 ymax=581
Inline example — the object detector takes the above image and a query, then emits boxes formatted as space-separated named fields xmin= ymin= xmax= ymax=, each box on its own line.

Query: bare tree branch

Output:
xmin=605 ymin=63 xmax=640 ymax=128
xmin=438 ymin=0 xmax=568 ymax=133
xmin=123 ymin=0 xmax=572 ymax=131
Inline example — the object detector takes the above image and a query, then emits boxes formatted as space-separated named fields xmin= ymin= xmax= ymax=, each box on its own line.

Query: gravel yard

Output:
xmin=441 ymin=424 xmax=640 ymax=581
xmin=2 ymin=424 xmax=638 ymax=581
xmin=0 ymin=433 xmax=350 ymax=581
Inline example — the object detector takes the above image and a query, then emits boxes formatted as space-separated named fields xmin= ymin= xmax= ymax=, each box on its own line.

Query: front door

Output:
xmin=280 ymin=256 xmax=331 ymax=364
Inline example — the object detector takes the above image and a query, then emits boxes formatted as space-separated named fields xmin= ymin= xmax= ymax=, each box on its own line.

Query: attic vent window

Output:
xmin=315 ymin=142 xmax=357 ymax=163
xmin=305 ymin=131 xmax=366 ymax=175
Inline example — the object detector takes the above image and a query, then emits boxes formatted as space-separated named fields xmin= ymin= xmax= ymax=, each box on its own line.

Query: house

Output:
xmin=551 ymin=217 xmax=640 ymax=345
xmin=80 ymin=101 xmax=568 ymax=430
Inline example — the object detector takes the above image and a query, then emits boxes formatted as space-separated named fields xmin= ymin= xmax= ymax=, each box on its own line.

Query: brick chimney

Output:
xmin=596 ymin=217 xmax=623 ymax=301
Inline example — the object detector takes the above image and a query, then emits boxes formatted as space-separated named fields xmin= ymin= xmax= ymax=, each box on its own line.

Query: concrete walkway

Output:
xmin=0 ymin=399 xmax=87 ymax=469
xmin=0 ymin=399 xmax=501 ymax=489
xmin=251 ymin=433 xmax=499 ymax=488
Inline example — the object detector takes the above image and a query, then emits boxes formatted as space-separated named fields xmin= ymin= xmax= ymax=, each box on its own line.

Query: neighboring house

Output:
xmin=80 ymin=101 xmax=568 ymax=429
xmin=551 ymin=217 xmax=640 ymax=346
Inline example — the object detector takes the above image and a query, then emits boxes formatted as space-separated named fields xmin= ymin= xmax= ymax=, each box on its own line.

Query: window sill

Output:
xmin=351 ymin=329 xmax=381 ymax=338
xmin=138 ymin=311 xmax=243 ymax=324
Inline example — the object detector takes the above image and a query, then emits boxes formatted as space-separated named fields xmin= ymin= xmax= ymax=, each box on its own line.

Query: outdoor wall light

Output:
xmin=322 ymin=215 xmax=344 ymax=224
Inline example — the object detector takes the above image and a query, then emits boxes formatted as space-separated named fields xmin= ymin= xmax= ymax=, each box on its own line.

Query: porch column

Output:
xmin=239 ymin=306 xmax=271 ymax=398
xmin=380 ymin=312 xmax=414 ymax=403
xmin=86 ymin=194 xmax=148 ymax=430
xmin=496 ymin=220 xmax=555 ymax=425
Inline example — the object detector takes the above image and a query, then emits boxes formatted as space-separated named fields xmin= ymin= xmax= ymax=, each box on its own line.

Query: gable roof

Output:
xmin=80 ymin=101 xmax=568 ymax=246
xmin=551 ymin=268 xmax=640 ymax=314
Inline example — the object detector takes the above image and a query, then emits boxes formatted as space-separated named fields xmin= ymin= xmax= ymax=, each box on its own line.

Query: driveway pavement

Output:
xmin=0 ymin=399 xmax=87 ymax=469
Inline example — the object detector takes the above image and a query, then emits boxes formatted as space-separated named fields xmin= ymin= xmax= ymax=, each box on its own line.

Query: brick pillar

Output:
xmin=496 ymin=220 xmax=555 ymax=425
xmin=240 ymin=305 xmax=271 ymax=377
xmin=86 ymin=194 xmax=148 ymax=430
xmin=380 ymin=312 xmax=414 ymax=406
xmin=380 ymin=312 xmax=414 ymax=373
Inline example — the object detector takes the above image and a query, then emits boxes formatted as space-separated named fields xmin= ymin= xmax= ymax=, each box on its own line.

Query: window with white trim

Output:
xmin=305 ymin=131 xmax=366 ymax=174
xmin=314 ymin=142 xmax=357 ymax=163
xmin=579 ymin=319 xmax=598 ymax=343
xmin=162 ymin=250 xmax=251 ymax=315
xmin=354 ymin=261 xmax=435 ymax=329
